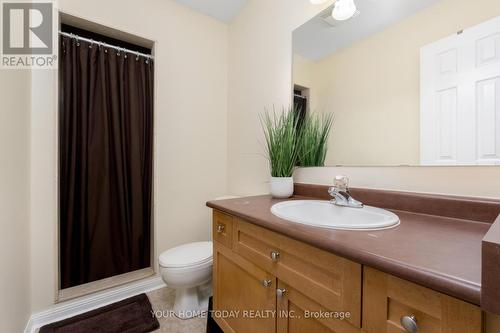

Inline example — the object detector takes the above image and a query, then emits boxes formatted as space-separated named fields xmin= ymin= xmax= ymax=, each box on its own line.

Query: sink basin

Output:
xmin=271 ymin=200 xmax=400 ymax=230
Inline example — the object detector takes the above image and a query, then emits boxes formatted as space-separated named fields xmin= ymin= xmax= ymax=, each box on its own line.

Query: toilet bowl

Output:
xmin=159 ymin=241 xmax=213 ymax=319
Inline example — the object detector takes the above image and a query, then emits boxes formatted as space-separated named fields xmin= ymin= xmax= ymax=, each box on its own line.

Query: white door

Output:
xmin=421 ymin=16 xmax=500 ymax=165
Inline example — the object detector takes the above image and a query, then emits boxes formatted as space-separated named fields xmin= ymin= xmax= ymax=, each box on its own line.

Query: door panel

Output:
xmin=276 ymin=281 xmax=360 ymax=333
xmin=421 ymin=15 xmax=500 ymax=165
xmin=233 ymin=219 xmax=362 ymax=328
xmin=213 ymin=243 xmax=276 ymax=333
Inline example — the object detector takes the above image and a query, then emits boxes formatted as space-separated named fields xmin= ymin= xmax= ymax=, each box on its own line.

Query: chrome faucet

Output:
xmin=328 ymin=175 xmax=363 ymax=208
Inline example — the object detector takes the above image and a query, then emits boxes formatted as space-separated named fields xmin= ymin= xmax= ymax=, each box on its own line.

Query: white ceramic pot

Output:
xmin=270 ymin=177 xmax=294 ymax=199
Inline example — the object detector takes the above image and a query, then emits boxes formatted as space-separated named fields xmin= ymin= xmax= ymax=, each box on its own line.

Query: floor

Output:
xmin=147 ymin=287 xmax=207 ymax=333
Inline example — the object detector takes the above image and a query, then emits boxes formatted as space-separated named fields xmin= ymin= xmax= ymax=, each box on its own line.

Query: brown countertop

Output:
xmin=207 ymin=194 xmax=492 ymax=306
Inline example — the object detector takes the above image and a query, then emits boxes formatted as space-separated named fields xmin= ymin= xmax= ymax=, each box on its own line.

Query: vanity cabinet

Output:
xmin=212 ymin=210 xmax=483 ymax=333
xmin=212 ymin=210 xmax=362 ymax=333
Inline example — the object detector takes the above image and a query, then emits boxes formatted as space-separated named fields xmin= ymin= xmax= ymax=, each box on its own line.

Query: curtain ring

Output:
xmin=136 ymin=52 xmax=139 ymax=61
xmin=89 ymin=39 xmax=93 ymax=49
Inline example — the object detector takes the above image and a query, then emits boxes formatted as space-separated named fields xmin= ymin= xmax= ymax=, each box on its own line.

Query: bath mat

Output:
xmin=39 ymin=293 xmax=159 ymax=333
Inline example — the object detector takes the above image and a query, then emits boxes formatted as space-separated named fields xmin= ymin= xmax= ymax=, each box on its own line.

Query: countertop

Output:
xmin=207 ymin=194 xmax=492 ymax=306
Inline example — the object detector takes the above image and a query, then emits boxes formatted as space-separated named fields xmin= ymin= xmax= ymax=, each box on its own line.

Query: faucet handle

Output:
xmin=334 ymin=175 xmax=349 ymax=191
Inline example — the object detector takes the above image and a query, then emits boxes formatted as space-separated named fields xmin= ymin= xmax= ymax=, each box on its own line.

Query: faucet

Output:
xmin=328 ymin=175 xmax=364 ymax=208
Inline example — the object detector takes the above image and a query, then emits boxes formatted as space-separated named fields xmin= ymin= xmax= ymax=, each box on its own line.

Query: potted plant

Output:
xmin=260 ymin=108 xmax=299 ymax=198
xmin=296 ymin=113 xmax=334 ymax=167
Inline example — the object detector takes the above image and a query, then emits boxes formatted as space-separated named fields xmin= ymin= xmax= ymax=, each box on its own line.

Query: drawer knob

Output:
xmin=261 ymin=279 xmax=272 ymax=288
xmin=270 ymin=251 xmax=280 ymax=262
xmin=216 ymin=224 xmax=225 ymax=233
xmin=276 ymin=288 xmax=286 ymax=298
xmin=401 ymin=315 xmax=418 ymax=333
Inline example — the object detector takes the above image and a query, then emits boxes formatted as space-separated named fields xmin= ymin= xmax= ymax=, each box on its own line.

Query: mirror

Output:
xmin=293 ymin=0 xmax=500 ymax=166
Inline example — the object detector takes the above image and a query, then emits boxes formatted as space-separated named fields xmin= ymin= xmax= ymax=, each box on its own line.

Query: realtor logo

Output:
xmin=1 ymin=0 xmax=57 ymax=68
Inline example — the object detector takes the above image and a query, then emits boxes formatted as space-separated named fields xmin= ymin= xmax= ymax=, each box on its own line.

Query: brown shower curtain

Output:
xmin=59 ymin=35 xmax=154 ymax=289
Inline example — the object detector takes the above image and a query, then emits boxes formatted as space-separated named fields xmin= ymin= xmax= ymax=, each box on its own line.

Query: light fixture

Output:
xmin=332 ymin=0 xmax=357 ymax=21
xmin=310 ymin=0 xmax=329 ymax=4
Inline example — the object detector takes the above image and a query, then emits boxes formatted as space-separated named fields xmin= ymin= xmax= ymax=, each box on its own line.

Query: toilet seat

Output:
xmin=159 ymin=241 xmax=213 ymax=268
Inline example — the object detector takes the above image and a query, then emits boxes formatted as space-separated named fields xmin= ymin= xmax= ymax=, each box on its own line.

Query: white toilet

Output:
xmin=159 ymin=241 xmax=213 ymax=319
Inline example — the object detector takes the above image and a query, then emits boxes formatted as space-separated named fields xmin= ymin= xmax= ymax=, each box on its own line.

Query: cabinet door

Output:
xmin=276 ymin=281 xmax=361 ymax=333
xmin=362 ymin=267 xmax=482 ymax=333
xmin=233 ymin=219 xmax=362 ymax=327
xmin=213 ymin=243 xmax=276 ymax=333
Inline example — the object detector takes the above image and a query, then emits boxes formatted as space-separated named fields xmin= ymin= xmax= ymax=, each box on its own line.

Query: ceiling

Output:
xmin=293 ymin=0 xmax=440 ymax=61
xmin=174 ymin=0 xmax=248 ymax=23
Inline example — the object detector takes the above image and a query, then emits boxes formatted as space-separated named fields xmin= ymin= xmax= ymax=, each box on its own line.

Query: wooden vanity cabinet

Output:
xmin=212 ymin=210 xmax=362 ymax=333
xmin=212 ymin=210 xmax=483 ymax=333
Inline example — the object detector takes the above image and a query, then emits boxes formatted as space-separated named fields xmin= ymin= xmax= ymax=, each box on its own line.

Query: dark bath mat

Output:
xmin=39 ymin=294 xmax=159 ymax=333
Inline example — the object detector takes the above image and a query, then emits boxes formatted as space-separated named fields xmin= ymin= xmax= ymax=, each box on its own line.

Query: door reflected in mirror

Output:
xmin=293 ymin=0 xmax=500 ymax=166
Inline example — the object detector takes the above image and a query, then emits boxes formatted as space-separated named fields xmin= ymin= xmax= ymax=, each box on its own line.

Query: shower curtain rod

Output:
xmin=59 ymin=31 xmax=154 ymax=60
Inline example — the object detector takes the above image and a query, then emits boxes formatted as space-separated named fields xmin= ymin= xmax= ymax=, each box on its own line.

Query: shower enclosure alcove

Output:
xmin=57 ymin=14 xmax=156 ymax=300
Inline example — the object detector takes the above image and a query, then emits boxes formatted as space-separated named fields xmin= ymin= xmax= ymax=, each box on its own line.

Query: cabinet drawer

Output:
xmin=213 ymin=210 xmax=233 ymax=249
xmin=362 ymin=267 xmax=482 ymax=333
xmin=233 ymin=219 xmax=362 ymax=328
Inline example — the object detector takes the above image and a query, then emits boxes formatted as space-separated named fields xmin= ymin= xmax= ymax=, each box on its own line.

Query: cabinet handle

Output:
xmin=261 ymin=279 xmax=272 ymax=288
xmin=270 ymin=251 xmax=280 ymax=262
xmin=276 ymin=288 xmax=286 ymax=298
xmin=400 ymin=315 xmax=418 ymax=333
xmin=216 ymin=224 xmax=225 ymax=233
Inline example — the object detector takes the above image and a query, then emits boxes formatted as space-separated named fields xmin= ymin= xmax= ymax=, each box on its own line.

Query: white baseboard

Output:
xmin=24 ymin=276 xmax=165 ymax=333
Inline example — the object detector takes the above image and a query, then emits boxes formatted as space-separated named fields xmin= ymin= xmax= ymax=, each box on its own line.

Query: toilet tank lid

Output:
xmin=159 ymin=241 xmax=213 ymax=268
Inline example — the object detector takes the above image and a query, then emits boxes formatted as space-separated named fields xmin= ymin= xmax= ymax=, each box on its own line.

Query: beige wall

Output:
xmin=227 ymin=0 xmax=331 ymax=195
xmin=293 ymin=54 xmax=315 ymax=90
xmin=294 ymin=167 xmax=500 ymax=199
xmin=294 ymin=0 xmax=500 ymax=166
xmin=29 ymin=0 xmax=228 ymax=313
xmin=292 ymin=53 xmax=319 ymax=113
xmin=0 ymin=71 xmax=31 ymax=331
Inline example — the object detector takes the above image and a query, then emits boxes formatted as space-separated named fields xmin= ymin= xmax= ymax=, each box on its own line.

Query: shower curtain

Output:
xmin=59 ymin=35 xmax=154 ymax=289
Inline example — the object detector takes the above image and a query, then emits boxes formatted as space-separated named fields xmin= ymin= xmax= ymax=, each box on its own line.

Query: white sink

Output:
xmin=271 ymin=200 xmax=400 ymax=231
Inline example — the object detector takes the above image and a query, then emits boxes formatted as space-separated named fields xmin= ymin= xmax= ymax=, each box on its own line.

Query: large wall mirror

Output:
xmin=293 ymin=0 xmax=500 ymax=166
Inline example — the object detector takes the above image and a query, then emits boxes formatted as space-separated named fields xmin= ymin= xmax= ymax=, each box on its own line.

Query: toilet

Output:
xmin=159 ymin=241 xmax=213 ymax=319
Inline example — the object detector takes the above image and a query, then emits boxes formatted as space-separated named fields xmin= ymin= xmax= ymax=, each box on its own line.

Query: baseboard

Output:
xmin=24 ymin=275 xmax=165 ymax=333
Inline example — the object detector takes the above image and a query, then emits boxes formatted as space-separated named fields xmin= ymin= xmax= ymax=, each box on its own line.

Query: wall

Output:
xmin=30 ymin=0 xmax=228 ymax=313
xmin=294 ymin=166 xmax=500 ymax=199
xmin=292 ymin=53 xmax=319 ymax=112
xmin=228 ymin=0 xmax=500 ymax=199
xmin=0 ymin=71 xmax=31 ymax=331
xmin=227 ymin=0 xmax=331 ymax=196
xmin=293 ymin=0 xmax=500 ymax=166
